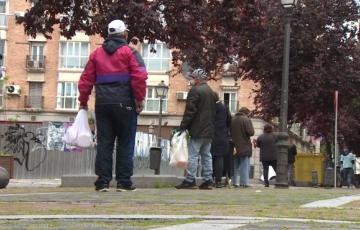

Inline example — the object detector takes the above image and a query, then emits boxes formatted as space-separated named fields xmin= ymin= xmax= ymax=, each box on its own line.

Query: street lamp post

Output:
xmin=276 ymin=0 xmax=298 ymax=188
xmin=155 ymin=80 xmax=169 ymax=147
xmin=149 ymin=80 xmax=168 ymax=175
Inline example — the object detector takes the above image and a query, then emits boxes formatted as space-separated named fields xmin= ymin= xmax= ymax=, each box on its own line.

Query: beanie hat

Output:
xmin=189 ymin=68 xmax=207 ymax=80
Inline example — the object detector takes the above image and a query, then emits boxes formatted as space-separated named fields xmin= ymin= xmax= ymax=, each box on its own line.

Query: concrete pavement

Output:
xmin=0 ymin=215 xmax=358 ymax=230
xmin=301 ymin=194 xmax=360 ymax=208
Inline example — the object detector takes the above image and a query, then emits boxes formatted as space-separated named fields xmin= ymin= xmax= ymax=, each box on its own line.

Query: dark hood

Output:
xmin=102 ymin=38 xmax=127 ymax=55
xmin=235 ymin=112 xmax=247 ymax=117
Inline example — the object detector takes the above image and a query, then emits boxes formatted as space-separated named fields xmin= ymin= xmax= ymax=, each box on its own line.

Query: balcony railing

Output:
xmin=26 ymin=55 xmax=46 ymax=73
xmin=24 ymin=95 xmax=44 ymax=110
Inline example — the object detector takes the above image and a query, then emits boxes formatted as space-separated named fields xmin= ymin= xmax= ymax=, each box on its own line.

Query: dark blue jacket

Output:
xmin=211 ymin=102 xmax=232 ymax=156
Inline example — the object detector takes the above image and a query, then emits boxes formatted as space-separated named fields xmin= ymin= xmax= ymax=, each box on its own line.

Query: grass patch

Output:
xmin=342 ymin=200 xmax=360 ymax=208
xmin=153 ymin=181 xmax=176 ymax=189
xmin=0 ymin=187 xmax=360 ymax=221
xmin=0 ymin=219 xmax=201 ymax=230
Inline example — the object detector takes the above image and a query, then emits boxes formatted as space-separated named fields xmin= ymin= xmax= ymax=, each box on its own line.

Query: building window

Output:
xmin=141 ymin=43 xmax=171 ymax=73
xmin=56 ymin=82 xmax=78 ymax=110
xmin=0 ymin=0 xmax=6 ymax=27
xmin=27 ymin=82 xmax=43 ymax=108
xmin=59 ymin=42 xmax=89 ymax=69
xmin=144 ymin=86 xmax=168 ymax=112
xmin=30 ymin=42 xmax=45 ymax=60
xmin=223 ymin=92 xmax=238 ymax=114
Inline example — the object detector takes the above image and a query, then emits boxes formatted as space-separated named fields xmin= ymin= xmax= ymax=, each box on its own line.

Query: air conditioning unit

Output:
xmin=14 ymin=11 xmax=25 ymax=18
xmin=6 ymin=85 xmax=21 ymax=95
xmin=176 ymin=91 xmax=188 ymax=100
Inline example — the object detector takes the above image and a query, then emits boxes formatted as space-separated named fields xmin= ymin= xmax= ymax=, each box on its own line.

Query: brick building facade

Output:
xmin=0 ymin=0 xmax=276 ymax=179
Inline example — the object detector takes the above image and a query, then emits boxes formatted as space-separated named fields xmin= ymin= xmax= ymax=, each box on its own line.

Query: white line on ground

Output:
xmin=0 ymin=215 xmax=357 ymax=224
xmin=151 ymin=220 xmax=254 ymax=230
xmin=301 ymin=194 xmax=360 ymax=208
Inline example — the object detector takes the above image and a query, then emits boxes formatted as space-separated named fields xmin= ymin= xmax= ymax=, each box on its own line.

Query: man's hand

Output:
xmin=79 ymin=105 xmax=88 ymax=111
xmin=176 ymin=127 xmax=186 ymax=136
xmin=252 ymin=139 xmax=257 ymax=148
xmin=135 ymin=100 xmax=144 ymax=114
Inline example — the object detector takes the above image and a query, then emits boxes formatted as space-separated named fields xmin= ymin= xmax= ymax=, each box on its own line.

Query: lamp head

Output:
xmin=155 ymin=80 xmax=169 ymax=98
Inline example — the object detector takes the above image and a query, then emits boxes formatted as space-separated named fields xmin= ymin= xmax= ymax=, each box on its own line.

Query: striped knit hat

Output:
xmin=189 ymin=68 xmax=207 ymax=80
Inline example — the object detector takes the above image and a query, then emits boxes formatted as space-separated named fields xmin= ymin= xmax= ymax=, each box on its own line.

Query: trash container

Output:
xmin=294 ymin=154 xmax=325 ymax=186
xmin=149 ymin=147 xmax=162 ymax=174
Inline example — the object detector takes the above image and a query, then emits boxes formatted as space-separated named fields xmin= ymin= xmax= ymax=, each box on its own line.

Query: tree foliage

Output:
xmin=17 ymin=0 xmax=360 ymax=151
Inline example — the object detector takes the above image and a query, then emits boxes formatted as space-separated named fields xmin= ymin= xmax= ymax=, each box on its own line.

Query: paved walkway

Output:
xmin=0 ymin=214 xmax=356 ymax=223
xmin=7 ymin=179 xmax=61 ymax=188
xmin=0 ymin=215 xmax=358 ymax=230
xmin=301 ymin=194 xmax=360 ymax=208
xmin=152 ymin=219 xmax=257 ymax=230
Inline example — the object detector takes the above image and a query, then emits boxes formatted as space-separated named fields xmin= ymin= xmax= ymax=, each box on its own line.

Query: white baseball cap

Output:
xmin=108 ymin=20 xmax=128 ymax=35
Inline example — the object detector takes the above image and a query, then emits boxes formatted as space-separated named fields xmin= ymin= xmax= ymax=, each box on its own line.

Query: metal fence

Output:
xmin=0 ymin=122 xmax=182 ymax=179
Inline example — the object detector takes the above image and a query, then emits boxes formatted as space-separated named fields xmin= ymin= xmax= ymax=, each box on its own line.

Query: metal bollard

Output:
xmin=149 ymin=147 xmax=162 ymax=175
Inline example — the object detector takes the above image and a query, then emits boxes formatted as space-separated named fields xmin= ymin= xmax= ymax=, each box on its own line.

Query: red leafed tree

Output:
xmin=17 ymin=0 xmax=360 ymax=152
xmin=238 ymin=0 xmax=360 ymax=153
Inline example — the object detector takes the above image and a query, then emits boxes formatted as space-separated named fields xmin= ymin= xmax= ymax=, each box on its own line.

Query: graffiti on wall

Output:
xmin=0 ymin=123 xmax=47 ymax=171
xmin=47 ymin=121 xmax=66 ymax=151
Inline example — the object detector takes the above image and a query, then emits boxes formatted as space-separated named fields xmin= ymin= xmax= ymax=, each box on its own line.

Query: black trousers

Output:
xmin=262 ymin=160 xmax=277 ymax=186
xmin=94 ymin=104 xmax=137 ymax=187
xmin=223 ymin=142 xmax=234 ymax=179
xmin=212 ymin=156 xmax=224 ymax=183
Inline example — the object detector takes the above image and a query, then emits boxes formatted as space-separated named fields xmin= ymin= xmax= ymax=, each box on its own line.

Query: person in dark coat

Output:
xmin=255 ymin=124 xmax=277 ymax=187
xmin=231 ymin=107 xmax=255 ymax=187
xmin=211 ymin=93 xmax=232 ymax=188
xmin=175 ymin=68 xmax=216 ymax=190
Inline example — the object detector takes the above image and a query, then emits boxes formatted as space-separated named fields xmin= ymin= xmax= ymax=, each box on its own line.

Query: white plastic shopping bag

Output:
xmin=169 ymin=131 xmax=188 ymax=169
xmin=260 ymin=166 xmax=276 ymax=181
xmin=63 ymin=109 xmax=93 ymax=148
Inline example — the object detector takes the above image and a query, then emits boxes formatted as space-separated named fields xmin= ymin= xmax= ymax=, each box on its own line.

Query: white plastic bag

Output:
xmin=169 ymin=131 xmax=188 ymax=169
xmin=63 ymin=109 xmax=93 ymax=148
xmin=260 ymin=166 xmax=277 ymax=181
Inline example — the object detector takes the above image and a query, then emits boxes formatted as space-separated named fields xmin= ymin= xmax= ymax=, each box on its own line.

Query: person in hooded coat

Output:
xmin=231 ymin=107 xmax=255 ymax=188
xmin=78 ymin=20 xmax=148 ymax=192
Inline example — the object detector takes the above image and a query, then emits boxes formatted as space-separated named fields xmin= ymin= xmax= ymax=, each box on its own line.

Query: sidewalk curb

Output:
xmin=0 ymin=214 xmax=358 ymax=224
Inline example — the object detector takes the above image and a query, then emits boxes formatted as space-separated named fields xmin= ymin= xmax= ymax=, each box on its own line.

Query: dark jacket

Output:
xmin=231 ymin=112 xmax=255 ymax=157
xmin=78 ymin=38 xmax=147 ymax=107
xmin=257 ymin=133 xmax=278 ymax=162
xmin=180 ymin=83 xmax=216 ymax=138
xmin=288 ymin=144 xmax=297 ymax=164
xmin=210 ymin=102 xmax=232 ymax=156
